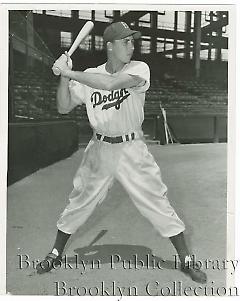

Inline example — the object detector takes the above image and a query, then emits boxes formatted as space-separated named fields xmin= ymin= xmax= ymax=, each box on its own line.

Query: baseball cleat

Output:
xmin=181 ymin=262 xmax=207 ymax=284
xmin=36 ymin=252 xmax=62 ymax=274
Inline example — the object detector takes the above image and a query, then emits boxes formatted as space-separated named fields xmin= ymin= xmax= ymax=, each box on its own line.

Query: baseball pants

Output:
xmin=57 ymin=137 xmax=185 ymax=237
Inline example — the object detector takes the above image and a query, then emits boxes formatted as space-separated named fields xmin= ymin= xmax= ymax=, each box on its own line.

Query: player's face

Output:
xmin=112 ymin=36 xmax=135 ymax=63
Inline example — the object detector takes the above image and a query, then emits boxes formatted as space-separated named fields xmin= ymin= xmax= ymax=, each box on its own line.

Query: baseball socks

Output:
xmin=169 ymin=232 xmax=207 ymax=284
xmin=51 ymin=229 xmax=71 ymax=256
xmin=36 ymin=229 xmax=71 ymax=274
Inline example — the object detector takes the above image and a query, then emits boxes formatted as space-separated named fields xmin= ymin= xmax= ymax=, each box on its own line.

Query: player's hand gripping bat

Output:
xmin=52 ymin=21 xmax=94 ymax=76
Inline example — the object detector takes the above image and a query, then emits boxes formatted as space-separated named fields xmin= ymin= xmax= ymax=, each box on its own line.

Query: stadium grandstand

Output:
xmin=8 ymin=10 xmax=228 ymax=180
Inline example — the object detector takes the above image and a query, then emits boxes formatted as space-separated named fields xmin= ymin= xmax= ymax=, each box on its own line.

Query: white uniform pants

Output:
xmin=57 ymin=138 xmax=185 ymax=237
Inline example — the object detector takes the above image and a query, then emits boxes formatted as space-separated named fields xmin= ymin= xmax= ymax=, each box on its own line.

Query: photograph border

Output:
xmin=1 ymin=1 xmax=239 ymax=299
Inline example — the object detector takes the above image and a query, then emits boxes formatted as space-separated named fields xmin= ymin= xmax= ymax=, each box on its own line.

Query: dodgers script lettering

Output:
xmin=91 ymin=88 xmax=130 ymax=110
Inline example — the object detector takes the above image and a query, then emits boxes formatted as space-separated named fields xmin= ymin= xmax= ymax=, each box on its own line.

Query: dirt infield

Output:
xmin=7 ymin=143 xmax=227 ymax=296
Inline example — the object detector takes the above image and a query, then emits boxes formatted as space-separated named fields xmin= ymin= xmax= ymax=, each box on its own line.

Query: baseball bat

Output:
xmin=52 ymin=21 xmax=94 ymax=76
xmin=82 ymin=230 xmax=108 ymax=256
xmin=88 ymin=230 xmax=108 ymax=247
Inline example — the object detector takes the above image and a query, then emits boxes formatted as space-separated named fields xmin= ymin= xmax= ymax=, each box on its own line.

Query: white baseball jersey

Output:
xmin=57 ymin=60 xmax=185 ymax=238
xmin=68 ymin=61 xmax=150 ymax=136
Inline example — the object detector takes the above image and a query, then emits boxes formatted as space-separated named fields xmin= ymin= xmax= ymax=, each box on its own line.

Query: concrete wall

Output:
xmin=142 ymin=114 xmax=227 ymax=144
xmin=8 ymin=120 xmax=79 ymax=185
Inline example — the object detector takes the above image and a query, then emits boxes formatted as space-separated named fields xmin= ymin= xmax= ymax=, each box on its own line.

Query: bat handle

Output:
xmin=52 ymin=66 xmax=61 ymax=76
xmin=52 ymin=52 xmax=71 ymax=76
xmin=67 ymin=49 xmax=73 ymax=57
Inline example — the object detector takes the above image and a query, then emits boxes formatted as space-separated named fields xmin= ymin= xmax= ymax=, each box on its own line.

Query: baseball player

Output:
xmin=36 ymin=22 xmax=207 ymax=284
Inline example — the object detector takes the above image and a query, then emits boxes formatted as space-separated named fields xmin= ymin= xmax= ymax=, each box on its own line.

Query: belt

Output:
xmin=96 ymin=132 xmax=135 ymax=144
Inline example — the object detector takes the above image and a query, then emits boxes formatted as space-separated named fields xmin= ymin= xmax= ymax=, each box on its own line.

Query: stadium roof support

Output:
xmin=173 ymin=11 xmax=178 ymax=59
xmin=162 ymin=11 xmax=228 ymax=57
xmin=160 ymin=44 xmax=209 ymax=56
xmin=200 ymin=14 xmax=228 ymax=35
xmin=150 ymin=12 xmax=158 ymax=54
xmin=193 ymin=11 xmax=202 ymax=78
xmin=215 ymin=11 xmax=225 ymax=61
xmin=33 ymin=13 xmax=228 ymax=47
xmin=32 ymin=12 xmax=228 ymax=58
xmin=119 ymin=11 xmax=148 ymax=23
xmin=185 ymin=11 xmax=192 ymax=60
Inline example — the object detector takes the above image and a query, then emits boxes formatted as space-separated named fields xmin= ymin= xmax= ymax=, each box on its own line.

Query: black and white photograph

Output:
xmin=1 ymin=1 xmax=239 ymax=297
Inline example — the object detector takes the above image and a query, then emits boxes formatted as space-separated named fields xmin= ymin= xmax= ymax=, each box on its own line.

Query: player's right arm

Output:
xmin=56 ymin=77 xmax=77 ymax=114
xmin=54 ymin=53 xmax=84 ymax=114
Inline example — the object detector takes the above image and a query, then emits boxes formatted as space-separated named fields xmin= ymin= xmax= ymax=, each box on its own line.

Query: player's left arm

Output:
xmin=58 ymin=60 xmax=149 ymax=91
xmin=61 ymin=69 xmax=143 ymax=91
xmin=105 ymin=61 xmax=150 ymax=91
xmin=124 ymin=61 xmax=150 ymax=92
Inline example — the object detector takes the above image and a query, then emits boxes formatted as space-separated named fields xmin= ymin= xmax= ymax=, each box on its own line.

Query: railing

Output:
xmin=10 ymin=33 xmax=54 ymax=67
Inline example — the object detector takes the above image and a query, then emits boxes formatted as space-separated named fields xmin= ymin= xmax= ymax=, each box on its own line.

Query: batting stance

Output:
xmin=37 ymin=22 xmax=207 ymax=284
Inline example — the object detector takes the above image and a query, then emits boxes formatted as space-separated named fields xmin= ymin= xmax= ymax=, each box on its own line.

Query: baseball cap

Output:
xmin=103 ymin=21 xmax=141 ymax=42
